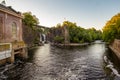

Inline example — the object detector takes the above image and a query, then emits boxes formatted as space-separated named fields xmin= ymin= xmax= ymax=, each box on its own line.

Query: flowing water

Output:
xmin=0 ymin=42 xmax=120 ymax=80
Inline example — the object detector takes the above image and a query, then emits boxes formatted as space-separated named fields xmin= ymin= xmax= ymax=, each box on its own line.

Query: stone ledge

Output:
xmin=109 ymin=45 xmax=120 ymax=59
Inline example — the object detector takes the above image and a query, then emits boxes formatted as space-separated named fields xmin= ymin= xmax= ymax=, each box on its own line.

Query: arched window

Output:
xmin=12 ymin=22 xmax=17 ymax=38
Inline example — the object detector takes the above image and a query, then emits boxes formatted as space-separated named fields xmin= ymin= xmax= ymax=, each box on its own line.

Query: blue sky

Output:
xmin=3 ymin=0 xmax=120 ymax=29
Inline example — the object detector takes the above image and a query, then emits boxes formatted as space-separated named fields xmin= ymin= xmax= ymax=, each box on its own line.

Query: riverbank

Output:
xmin=51 ymin=43 xmax=90 ymax=47
xmin=51 ymin=40 xmax=106 ymax=47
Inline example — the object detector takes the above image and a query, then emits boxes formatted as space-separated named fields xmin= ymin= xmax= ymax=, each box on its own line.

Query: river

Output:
xmin=0 ymin=42 xmax=120 ymax=80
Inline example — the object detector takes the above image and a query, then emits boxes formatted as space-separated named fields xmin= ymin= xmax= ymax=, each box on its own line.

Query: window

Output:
xmin=12 ymin=22 xmax=17 ymax=38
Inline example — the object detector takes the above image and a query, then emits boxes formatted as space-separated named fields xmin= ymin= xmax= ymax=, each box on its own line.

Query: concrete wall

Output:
xmin=111 ymin=39 xmax=120 ymax=53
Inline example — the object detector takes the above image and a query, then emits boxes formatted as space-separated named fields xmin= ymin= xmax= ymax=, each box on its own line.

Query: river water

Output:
xmin=0 ymin=42 xmax=120 ymax=80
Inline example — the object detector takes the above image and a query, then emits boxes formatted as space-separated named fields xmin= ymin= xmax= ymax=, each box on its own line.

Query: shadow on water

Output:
xmin=53 ymin=44 xmax=89 ymax=50
xmin=27 ymin=47 xmax=40 ymax=62
xmin=107 ymin=49 xmax=120 ymax=71
xmin=103 ymin=47 xmax=120 ymax=80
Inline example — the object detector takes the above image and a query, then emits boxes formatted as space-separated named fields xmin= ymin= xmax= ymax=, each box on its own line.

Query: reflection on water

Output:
xmin=0 ymin=42 xmax=120 ymax=80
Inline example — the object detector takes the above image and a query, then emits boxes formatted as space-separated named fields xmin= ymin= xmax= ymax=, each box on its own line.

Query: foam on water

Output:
xmin=104 ymin=56 xmax=120 ymax=77
xmin=0 ymin=64 xmax=12 ymax=79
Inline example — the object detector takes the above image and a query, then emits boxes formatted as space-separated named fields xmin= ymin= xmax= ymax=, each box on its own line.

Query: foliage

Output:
xmin=50 ymin=21 xmax=102 ymax=43
xmin=22 ymin=24 xmax=40 ymax=45
xmin=22 ymin=12 xmax=39 ymax=27
xmin=102 ymin=13 xmax=120 ymax=43
xmin=62 ymin=21 xmax=102 ymax=43
xmin=54 ymin=36 xmax=64 ymax=43
xmin=22 ymin=12 xmax=41 ymax=46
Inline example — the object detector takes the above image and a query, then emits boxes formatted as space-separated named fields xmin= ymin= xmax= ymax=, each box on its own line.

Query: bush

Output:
xmin=54 ymin=36 xmax=64 ymax=43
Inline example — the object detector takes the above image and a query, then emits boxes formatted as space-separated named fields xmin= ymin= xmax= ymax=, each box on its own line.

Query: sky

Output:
xmin=2 ymin=0 xmax=120 ymax=30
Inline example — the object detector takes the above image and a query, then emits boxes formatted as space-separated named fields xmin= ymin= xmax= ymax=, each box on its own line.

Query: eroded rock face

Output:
xmin=22 ymin=24 xmax=40 ymax=47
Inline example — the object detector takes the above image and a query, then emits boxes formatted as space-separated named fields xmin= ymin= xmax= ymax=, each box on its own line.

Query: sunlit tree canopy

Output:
xmin=102 ymin=13 xmax=120 ymax=42
xmin=22 ymin=12 xmax=39 ymax=27
xmin=50 ymin=21 xmax=102 ymax=43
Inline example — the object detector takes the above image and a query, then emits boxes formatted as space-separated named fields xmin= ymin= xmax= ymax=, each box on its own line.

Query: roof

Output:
xmin=0 ymin=4 xmax=22 ymax=18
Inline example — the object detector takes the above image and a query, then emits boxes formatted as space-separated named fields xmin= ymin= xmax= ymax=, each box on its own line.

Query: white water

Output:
xmin=104 ymin=56 xmax=120 ymax=77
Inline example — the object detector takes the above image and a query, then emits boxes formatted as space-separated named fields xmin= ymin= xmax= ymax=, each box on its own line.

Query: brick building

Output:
xmin=0 ymin=3 xmax=27 ymax=64
xmin=0 ymin=3 xmax=22 ymax=43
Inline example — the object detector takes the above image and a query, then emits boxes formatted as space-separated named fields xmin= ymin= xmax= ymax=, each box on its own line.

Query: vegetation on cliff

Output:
xmin=22 ymin=12 xmax=39 ymax=27
xmin=50 ymin=21 xmax=102 ymax=43
xmin=22 ymin=12 xmax=41 ymax=46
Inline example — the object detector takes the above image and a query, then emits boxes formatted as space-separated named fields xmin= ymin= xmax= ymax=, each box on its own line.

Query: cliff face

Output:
xmin=22 ymin=24 xmax=40 ymax=47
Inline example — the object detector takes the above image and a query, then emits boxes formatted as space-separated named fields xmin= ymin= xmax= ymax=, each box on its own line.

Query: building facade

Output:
xmin=0 ymin=3 xmax=27 ymax=64
xmin=0 ymin=4 xmax=22 ymax=43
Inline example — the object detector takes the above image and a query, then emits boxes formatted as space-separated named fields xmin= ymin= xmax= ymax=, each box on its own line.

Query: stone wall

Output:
xmin=109 ymin=39 xmax=120 ymax=59
xmin=64 ymin=26 xmax=70 ymax=44
xmin=111 ymin=39 xmax=120 ymax=53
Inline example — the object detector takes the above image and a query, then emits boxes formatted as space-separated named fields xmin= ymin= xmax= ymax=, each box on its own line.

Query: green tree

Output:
xmin=54 ymin=36 xmax=64 ymax=43
xmin=50 ymin=20 xmax=102 ymax=43
xmin=22 ymin=12 xmax=39 ymax=27
xmin=102 ymin=13 xmax=120 ymax=43
xmin=22 ymin=12 xmax=41 ymax=46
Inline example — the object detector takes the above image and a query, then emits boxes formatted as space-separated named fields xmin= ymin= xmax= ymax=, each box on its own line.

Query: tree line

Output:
xmin=50 ymin=13 xmax=120 ymax=44
xmin=22 ymin=11 xmax=120 ymax=44
xmin=102 ymin=13 xmax=120 ymax=43
xmin=49 ymin=21 xmax=102 ymax=43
